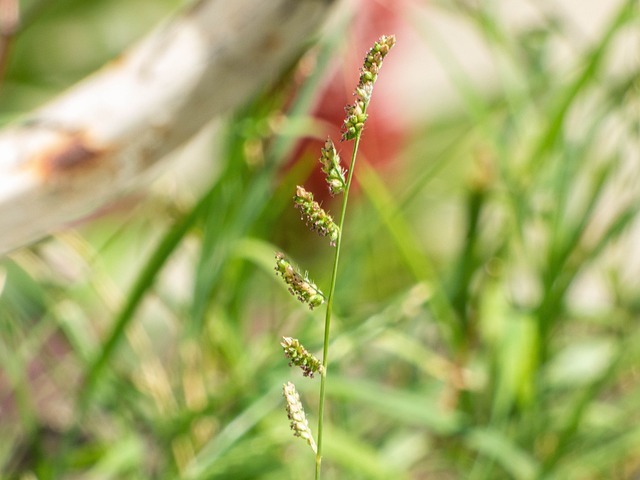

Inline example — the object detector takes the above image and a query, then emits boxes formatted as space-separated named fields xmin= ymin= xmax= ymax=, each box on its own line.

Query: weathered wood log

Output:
xmin=0 ymin=0 xmax=335 ymax=255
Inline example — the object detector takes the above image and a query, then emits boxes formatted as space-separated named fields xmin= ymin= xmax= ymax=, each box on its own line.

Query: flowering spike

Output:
xmin=275 ymin=253 xmax=325 ymax=309
xmin=341 ymin=34 xmax=396 ymax=142
xmin=293 ymin=186 xmax=340 ymax=245
xmin=283 ymin=382 xmax=317 ymax=453
xmin=341 ymin=100 xmax=368 ymax=142
xmin=319 ymin=138 xmax=347 ymax=195
xmin=281 ymin=337 xmax=324 ymax=378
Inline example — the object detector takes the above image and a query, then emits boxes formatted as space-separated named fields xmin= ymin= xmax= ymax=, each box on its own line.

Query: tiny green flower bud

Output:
xmin=275 ymin=252 xmax=290 ymax=275
xmin=355 ymin=83 xmax=373 ymax=102
xmin=308 ymin=294 xmax=325 ymax=309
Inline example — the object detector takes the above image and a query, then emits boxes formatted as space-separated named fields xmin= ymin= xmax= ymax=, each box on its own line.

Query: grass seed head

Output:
xmin=283 ymin=382 xmax=317 ymax=453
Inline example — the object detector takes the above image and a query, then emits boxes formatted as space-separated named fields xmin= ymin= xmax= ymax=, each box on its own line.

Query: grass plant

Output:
xmin=275 ymin=36 xmax=396 ymax=478
xmin=0 ymin=1 xmax=639 ymax=479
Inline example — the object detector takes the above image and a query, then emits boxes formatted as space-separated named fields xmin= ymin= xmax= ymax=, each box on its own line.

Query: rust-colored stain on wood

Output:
xmin=33 ymin=132 xmax=109 ymax=178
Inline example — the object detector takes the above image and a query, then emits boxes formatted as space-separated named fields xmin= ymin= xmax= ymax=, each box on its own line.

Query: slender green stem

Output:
xmin=314 ymin=104 xmax=368 ymax=479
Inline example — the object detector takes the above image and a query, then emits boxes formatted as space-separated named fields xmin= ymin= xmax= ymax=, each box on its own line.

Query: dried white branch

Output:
xmin=0 ymin=0 xmax=335 ymax=255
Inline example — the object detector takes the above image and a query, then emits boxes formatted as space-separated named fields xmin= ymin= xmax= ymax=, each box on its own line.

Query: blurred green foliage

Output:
xmin=1 ymin=0 xmax=639 ymax=478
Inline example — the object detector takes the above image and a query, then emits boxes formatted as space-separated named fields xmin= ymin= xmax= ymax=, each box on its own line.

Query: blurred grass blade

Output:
xmin=358 ymin=159 xmax=462 ymax=347
xmin=465 ymin=427 xmax=539 ymax=480
xmin=526 ymin=0 xmax=637 ymax=167
xmin=183 ymin=386 xmax=282 ymax=479
xmin=323 ymin=424 xmax=409 ymax=480
xmin=327 ymin=376 xmax=464 ymax=435
xmin=79 ymin=196 xmax=207 ymax=403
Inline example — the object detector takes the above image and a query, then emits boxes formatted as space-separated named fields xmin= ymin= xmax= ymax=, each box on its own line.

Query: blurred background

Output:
xmin=0 ymin=0 xmax=639 ymax=478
